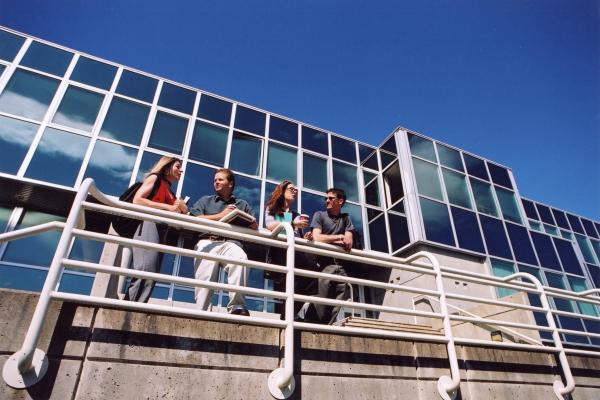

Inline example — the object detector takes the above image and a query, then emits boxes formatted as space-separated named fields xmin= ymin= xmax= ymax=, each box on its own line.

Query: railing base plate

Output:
xmin=2 ymin=349 xmax=48 ymax=389
xmin=437 ymin=375 xmax=458 ymax=400
xmin=268 ymin=368 xmax=295 ymax=399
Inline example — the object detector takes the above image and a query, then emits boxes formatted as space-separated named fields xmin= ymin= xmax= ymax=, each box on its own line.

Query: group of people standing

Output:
xmin=122 ymin=155 xmax=356 ymax=324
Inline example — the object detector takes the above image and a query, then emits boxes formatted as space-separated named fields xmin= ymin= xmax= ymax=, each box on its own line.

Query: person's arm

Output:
xmin=193 ymin=201 xmax=236 ymax=221
xmin=311 ymin=227 xmax=346 ymax=245
xmin=265 ymin=210 xmax=279 ymax=231
xmin=240 ymin=201 xmax=258 ymax=230
xmin=132 ymin=175 xmax=182 ymax=213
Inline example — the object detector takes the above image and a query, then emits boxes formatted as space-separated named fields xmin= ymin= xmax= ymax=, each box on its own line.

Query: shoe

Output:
xmin=229 ymin=305 xmax=250 ymax=316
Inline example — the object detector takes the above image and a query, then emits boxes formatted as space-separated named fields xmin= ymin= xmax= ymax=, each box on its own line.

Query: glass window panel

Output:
xmin=568 ymin=277 xmax=598 ymax=316
xmin=70 ymin=56 xmax=117 ymax=90
xmin=560 ymin=229 xmax=573 ymax=240
xmin=2 ymin=210 xmax=66 ymax=266
xmin=368 ymin=214 xmax=389 ymax=253
xmin=158 ymin=82 xmax=196 ymax=115
xmin=269 ymin=116 xmax=297 ymax=145
xmin=0 ymin=69 xmax=59 ymax=120
xmin=359 ymin=144 xmax=376 ymax=163
xmin=99 ymin=97 xmax=149 ymax=144
xmin=362 ymin=151 xmax=379 ymax=170
xmin=383 ymin=163 xmax=404 ymax=208
xmin=469 ymin=178 xmax=498 ymax=217
xmin=591 ymin=239 xmax=600 ymax=263
xmin=0 ymin=206 xmax=11 ymax=233
xmin=332 ymin=161 xmax=359 ymax=203
xmin=390 ymin=201 xmax=405 ymax=214
xmin=487 ymin=163 xmax=513 ymax=188
xmin=344 ymin=202 xmax=364 ymax=240
xmin=530 ymin=232 xmax=562 ymax=271
xmin=379 ymin=151 xmax=396 ymax=169
xmin=20 ymin=41 xmax=72 ymax=76
xmin=267 ymin=143 xmax=297 ymax=183
xmin=558 ymin=316 xmax=588 ymax=344
xmin=197 ymin=94 xmax=231 ymax=126
xmin=530 ymin=220 xmax=542 ymax=232
xmin=389 ymin=213 xmax=410 ymax=251
xmin=566 ymin=213 xmax=585 ymax=234
xmin=505 ymin=223 xmax=538 ymax=265
xmin=229 ymin=132 xmax=262 ymax=176
xmin=58 ymin=273 xmax=94 ymax=295
xmin=84 ymin=140 xmax=137 ymax=196
xmin=115 ymin=70 xmax=158 ymax=103
xmin=588 ymin=264 xmax=600 ymax=288
xmin=0 ymin=30 xmax=25 ymax=61
xmin=551 ymin=209 xmax=570 ymax=230
xmin=420 ymin=198 xmax=455 ymax=246
xmin=148 ymin=111 xmax=188 ymax=154
xmin=535 ymin=203 xmax=555 ymax=225
xmin=69 ymin=239 xmax=104 ymax=263
xmin=0 ymin=265 xmax=46 ymax=292
xmin=412 ymin=158 xmax=443 ymax=200
xmin=595 ymin=222 xmax=600 ymax=237
xmin=581 ymin=218 xmax=599 ymax=239
xmin=521 ymin=199 xmax=539 ymax=220
xmin=451 ymin=207 xmax=485 ymax=253
xmin=52 ymin=86 xmax=104 ymax=131
xmin=544 ymin=224 xmax=559 ymax=236
xmin=136 ymin=151 xmax=162 ymax=182
xmin=301 ymin=191 xmax=324 ymax=222
xmin=544 ymin=272 xmax=574 ymax=312
xmin=0 ymin=65 xmax=4 ymax=76
xmin=331 ymin=135 xmax=356 ymax=163
xmin=490 ymin=259 xmax=516 ymax=298
xmin=436 ymin=144 xmax=463 ymax=171
xmin=552 ymin=237 xmax=584 ymax=275
xmin=182 ymin=163 xmax=215 ymax=207
xmin=303 ymin=153 xmax=327 ymax=192
xmin=442 ymin=169 xmax=472 ymax=209
xmin=517 ymin=264 xmax=543 ymax=281
xmin=479 ymin=215 xmax=512 ymax=259
xmin=407 ymin=133 xmax=436 ymax=162
xmin=381 ymin=135 xmax=397 ymax=154
xmin=364 ymin=172 xmax=380 ymax=207
xmin=25 ymin=128 xmax=89 ymax=186
xmin=234 ymin=105 xmax=265 ymax=136
xmin=0 ymin=115 xmax=39 ymax=174
xmin=189 ymin=121 xmax=228 ymax=166
xmin=233 ymin=175 xmax=260 ymax=217
xmin=495 ymin=187 xmax=522 ymax=224
xmin=575 ymin=234 xmax=598 ymax=265
xmin=302 ymin=126 xmax=328 ymax=155
xmin=463 ymin=154 xmax=489 ymax=181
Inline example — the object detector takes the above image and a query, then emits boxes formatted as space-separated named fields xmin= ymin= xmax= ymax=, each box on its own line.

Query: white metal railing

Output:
xmin=0 ymin=178 xmax=598 ymax=399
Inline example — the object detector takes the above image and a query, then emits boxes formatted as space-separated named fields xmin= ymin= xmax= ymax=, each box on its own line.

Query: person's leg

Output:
xmin=194 ymin=240 xmax=221 ymax=311
xmin=328 ymin=265 xmax=350 ymax=324
xmin=314 ymin=264 xmax=349 ymax=324
xmin=219 ymin=241 xmax=248 ymax=312
xmin=126 ymin=222 xmax=160 ymax=303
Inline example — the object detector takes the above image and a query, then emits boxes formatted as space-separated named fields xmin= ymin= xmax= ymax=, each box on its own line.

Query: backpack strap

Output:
xmin=145 ymin=173 xmax=163 ymax=201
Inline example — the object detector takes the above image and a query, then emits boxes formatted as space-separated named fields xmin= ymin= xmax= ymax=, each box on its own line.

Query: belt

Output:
xmin=200 ymin=234 xmax=227 ymax=242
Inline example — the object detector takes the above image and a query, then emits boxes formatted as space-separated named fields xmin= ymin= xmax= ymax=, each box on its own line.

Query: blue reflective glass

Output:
xmin=267 ymin=143 xmax=297 ymax=183
xmin=58 ymin=273 xmax=94 ymax=295
xmin=70 ymin=56 xmax=117 ymax=90
xmin=558 ymin=315 xmax=588 ymax=344
xmin=368 ymin=214 xmax=389 ymax=253
xmin=495 ymin=187 xmax=522 ymax=224
xmin=575 ymin=234 xmax=597 ymax=264
xmin=84 ymin=140 xmax=137 ymax=196
xmin=229 ymin=132 xmax=262 ymax=176
xmin=420 ymin=198 xmax=455 ymax=246
xmin=25 ymin=128 xmax=89 ymax=186
xmin=505 ymin=223 xmax=538 ymax=265
xmin=551 ymin=209 xmax=570 ymax=230
xmin=530 ymin=232 xmax=561 ymax=271
xmin=148 ymin=111 xmax=188 ymax=154
xmin=99 ymin=97 xmax=149 ymax=144
xmin=182 ymin=162 xmax=215 ymax=205
xmin=442 ymin=169 xmax=472 ymax=209
xmin=521 ymin=199 xmax=539 ymax=220
xmin=0 ymin=65 xmax=4 ymax=76
xmin=0 ymin=115 xmax=38 ymax=174
xmin=20 ymin=41 xmax=72 ymax=76
xmin=566 ymin=213 xmax=585 ymax=234
xmin=189 ymin=121 xmax=228 ymax=166
xmin=581 ymin=218 xmax=599 ymax=239
xmin=463 ymin=154 xmax=489 ymax=181
xmin=544 ymin=272 xmax=574 ymax=311
xmin=0 ymin=69 xmax=59 ymax=120
xmin=380 ymin=151 xmax=396 ymax=169
xmin=69 ymin=239 xmax=104 ymax=263
xmin=552 ymin=237 xmax=584 ymax=275
xmin=589 ymin=264 xmax=600 ymax=288
xmin=362 ymin=151 xmax=379 ymax=170
xmin=234 ymin=105 xmax=265 ymax=136
xmin=303 ymin=153 xmax=328 ymax=192
xmin=479 ymin=215 xmax=512 ymax=259
xmin=436 ymin=144 xmax=463 ymax=171
xmin=568 ymin=277 xmax=597 ymax=316
xmin=52 ymin=86 xmax=104 ymax=131
xmin=332 ymin=161 xmax=359 ymax=202
xmin=2 ymin=210 xmax=66 ymax=266
xmin=450 ymin=207 xmax=485 ymax=253
xmin=490 ymin=258 xmax=516 ymax=297
xmin=233 ymin=175 xmax=261 ymax=216
xmin=302 ymin=126 xmax=328 ymax=155
xmin=487 ymin=163 xmax=513 ymax=189
xmin=407 ymin=133 xmax=436 ymax=162
xmin=545 ymin=222 xmax=559 ymax=236
xmin=535 ymin=203 xmax=555 ymax=225
xmin=344 ymin=202 xmax=363 ymax=240
xmin=381 ymin=135 xmax=397 ymax=154
xmin=173 ymin=288 xmax=195 ymax=303
xmin=413 ymin=158 xmax=443 ymax=200
xmin=301 ymin=191 xmax=325 ymax=222
xmin=116 ymin=70 xmax=158 ymax=103
xmin=591 ymin=239 xmax=600 ymax=262
xmin=363 ymin=171 xmax=380 ymax=207
xmin=0 ymin=265 xmax=46 ymax=292
xmin=389 ymin=213 xmax=410 ymax=251
xmin=269 ymin=116 xmax=297 ymax=145
xmin=0 ymin=206 xmax=11 ymax=233
xmin=359 ymin=144 xmax=377 ymax=164
xmin=469 ymin=178 xmax=498 ymax=217
xmin=383 ymin=163 xmax=404 ymax=207
xmin=136 ymin=152 xmax=162 ymax=181
xmin=0 ymin=30 xmax=25 ymax=61
xmin=197 ymin=94 xmax=231 ymax=126
xmin=158 ymin=82 xmax=196 ymax=115
xmin=331 ymin=135 xmax=356 ymax=163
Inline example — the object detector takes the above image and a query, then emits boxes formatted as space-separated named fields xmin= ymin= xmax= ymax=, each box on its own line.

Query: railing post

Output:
xmin=503 ymin=272 xmax=575 ymax=399
xmin=2 ymin=178 xmax=94 ymax=389
xmin=268 ymin=222 xmax=296 ymax=399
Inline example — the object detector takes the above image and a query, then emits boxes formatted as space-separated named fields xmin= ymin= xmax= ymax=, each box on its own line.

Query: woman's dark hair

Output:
xmin=266 ymin=180 xmax=293 ymax=216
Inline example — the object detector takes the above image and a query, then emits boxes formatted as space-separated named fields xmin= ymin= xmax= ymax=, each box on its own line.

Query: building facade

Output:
xmin=0 ymin=26 xmax=599 ymax=346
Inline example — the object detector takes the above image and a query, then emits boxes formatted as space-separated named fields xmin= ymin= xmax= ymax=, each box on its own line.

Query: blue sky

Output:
xmin=1 ymin=0 xmax=598 ymax=220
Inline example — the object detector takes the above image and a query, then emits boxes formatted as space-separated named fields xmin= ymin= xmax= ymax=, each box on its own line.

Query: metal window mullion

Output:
xmin=177 ymin=91 xmax=201 ymax=198
xmin=223 ymin=103 xmax=236 ymax=168
xmin=0 ymin=38 xmax=32 ymax=95
xmin=396 ymin=129 xmax=423 ymax=242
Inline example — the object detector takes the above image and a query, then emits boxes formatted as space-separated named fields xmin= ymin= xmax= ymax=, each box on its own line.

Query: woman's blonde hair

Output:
xmin=146 ymin=156 xmax=181 ymax=179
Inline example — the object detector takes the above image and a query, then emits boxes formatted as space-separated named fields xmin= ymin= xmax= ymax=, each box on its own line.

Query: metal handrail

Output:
xmin=0 ymin=178 xmax=597 ymax=399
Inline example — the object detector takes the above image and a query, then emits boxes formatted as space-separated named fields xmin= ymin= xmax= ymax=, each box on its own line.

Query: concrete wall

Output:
xmin=1 ymin=289 xmax=599 ymax=399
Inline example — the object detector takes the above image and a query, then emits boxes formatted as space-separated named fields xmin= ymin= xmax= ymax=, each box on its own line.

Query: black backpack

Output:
xmin=112 ymin=174 xmax=163 ymax=238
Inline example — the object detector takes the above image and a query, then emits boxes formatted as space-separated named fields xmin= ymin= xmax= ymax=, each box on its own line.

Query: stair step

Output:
xmin=334 ymin=317 xmax=443 ymax=335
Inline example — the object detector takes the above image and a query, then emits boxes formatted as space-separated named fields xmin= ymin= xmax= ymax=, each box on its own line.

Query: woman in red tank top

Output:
xmin=125 ymin=156 xmax=188 ymax=303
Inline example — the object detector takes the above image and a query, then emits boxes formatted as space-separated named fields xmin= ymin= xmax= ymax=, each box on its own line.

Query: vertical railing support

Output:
xmin=268 ymin=222 xmax=296 ymax=399
xmin=503 ymin=272 xmax=575 ymax=399
xmin=2 ymin=178 xmax=94 ymax=389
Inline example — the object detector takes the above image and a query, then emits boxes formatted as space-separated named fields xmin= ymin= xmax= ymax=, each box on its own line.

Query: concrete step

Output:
xmin=334 ymin=317 xmax=443 ymax=335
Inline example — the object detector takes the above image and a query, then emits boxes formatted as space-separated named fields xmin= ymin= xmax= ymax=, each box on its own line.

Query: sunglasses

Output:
xmin=325 ymin=196 xmax=338 ymax=201
xmin=286 ymin=187 xmax=298 ymax=193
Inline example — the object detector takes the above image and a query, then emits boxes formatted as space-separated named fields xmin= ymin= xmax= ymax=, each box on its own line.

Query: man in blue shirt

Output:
xmin=189 ymin=168 xmax=257 ymax=316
